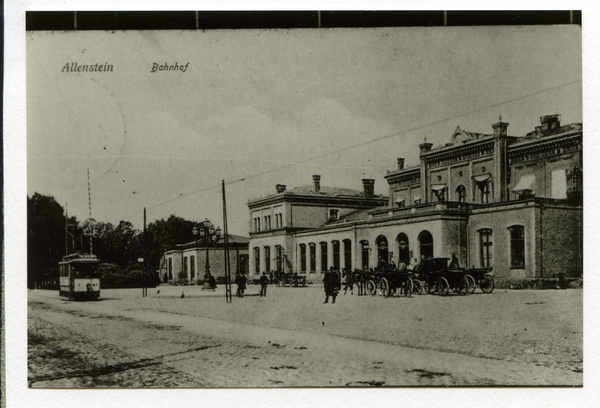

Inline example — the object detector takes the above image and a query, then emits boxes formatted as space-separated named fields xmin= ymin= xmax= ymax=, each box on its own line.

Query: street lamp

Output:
xmin=192 ymin=219 xmax=222 ymax=286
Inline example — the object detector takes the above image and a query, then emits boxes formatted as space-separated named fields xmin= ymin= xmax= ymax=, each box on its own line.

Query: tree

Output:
xmin=28 ymin=193 xmax=70 ymax=287
xmin=142 ymin=215 xmax=197 ymax=271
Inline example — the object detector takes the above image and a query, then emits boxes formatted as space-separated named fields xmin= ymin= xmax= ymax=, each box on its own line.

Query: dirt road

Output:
xmin=28 ymin=286 xmax=582 ymax=387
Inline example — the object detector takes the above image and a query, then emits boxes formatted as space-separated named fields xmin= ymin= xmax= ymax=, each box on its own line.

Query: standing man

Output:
xmin=323 ymin=267 xmax=341 ymax=304
xmin=235 ymin=273 xmax=247 ymax=297
xmin=259 ymin=272 xmax=269 ymax=297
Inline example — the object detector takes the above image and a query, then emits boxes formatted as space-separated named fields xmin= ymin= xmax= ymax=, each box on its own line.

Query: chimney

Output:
xmin=540 ymin=114 xmax=561 ymax=132
xmin=397 ymin=158 xmax=405 ymax=170
xmin=276 ymin=184 xmax=286 ymax=193
xmin=362 ymin=179 xmax=375 ymax=197
xmin=312 ymin=175 xmax=321 ymax=194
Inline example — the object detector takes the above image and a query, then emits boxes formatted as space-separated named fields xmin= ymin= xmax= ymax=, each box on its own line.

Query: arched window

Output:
xmin=456 ymin=185 xmax=466 ymax=202
xmin=264 ymin=246 xmax=271 ymax=273
xmin=396 ymin=233 xmax=410 ymax=265
xmin=320 ymin=242 xmax=328 ymax=272
xmin=509 ymin=225 xmax=525 ymax=268
xmin=168 ymin=258 xmax=173 ymax=280
xmin=190 ymin=255 xmax=195 ymax=280
xmin=418 ymin=231 xmax=434 ymax=260
xmin=478 ymin=229 xmax=493 ymax=267
xmin=361 ymin=241 xmax=370 ymax=270
xmin=183 ymin=257 xmax=188 ymax=281
xmin=309 ymin=243 xmax=316 ymax=273
xmin=343 ymin=239 xmax=352 ymax=271
xmin=299 ymin=244 xmax=307 ymax=273
xmin=332 ymin=241 xmax=341 ymax=270
xmin=254 ymin=247 xmax=260 ymax=275
xmin=376 ymin=235 xmax=389 ymax=267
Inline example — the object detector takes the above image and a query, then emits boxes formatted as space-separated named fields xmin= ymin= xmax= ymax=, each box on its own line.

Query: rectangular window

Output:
xmin=479 ymin=229 xmax=493 ymax=268
xmin=333 ymin=241 xmax=340 ymax=270
xmin=264 ymin=246 xmax=271 ymax=273
xmin=309 ymin=243 xmax=316 ymax=273
xmin=320 ymin=242 xmax=328 ymax=272
xmin=183 ymin=257 xmax=188 ymax=280
xmin=552 ymin=169 xmax=567 ymax=199
xmin=480 ymin=183 xmax=490 ymax=204
xmin=300 ymin=244 xmax=307 ymax=273
xmin=509 ymin=226 xmax=525 ymax=268
xmin=276 ymin=246 xmax=283 ymax=272
xmin=190 ymin=255 xmax=195 ymax=280
xmin=344 ymin=240 xmax=352 ymax=271
xmin=362 ymin=242 xmax=370 ymax=270
xmin=254 ymin=247 xmax=260 ymax=274
xmin=268 ymin=215 xmax=272 ymax=229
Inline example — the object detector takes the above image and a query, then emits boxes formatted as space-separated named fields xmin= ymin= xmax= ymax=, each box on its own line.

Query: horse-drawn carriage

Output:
xmin=273 ymin=270 xmax=307 ymax=287
xmin=414 ymin=258 xmax=495 ymax=296
xmin=356 ymin=267 xmax=416 ymax=297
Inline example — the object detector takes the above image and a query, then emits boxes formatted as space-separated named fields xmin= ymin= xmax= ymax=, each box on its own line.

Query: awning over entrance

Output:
xmin=472 ymin=173 xmax=491 ymax=184
xmin=430 ymin=184 xmax=446 ymax=191
xmin=513 ymin=174 xmax=536 ymax=192
xmin=395 ymin=198 xmax=405 ymax=207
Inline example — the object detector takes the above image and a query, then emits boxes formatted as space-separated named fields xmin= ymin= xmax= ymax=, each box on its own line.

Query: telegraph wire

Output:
xmin=147 ymin=79 xmax=580 ymax=211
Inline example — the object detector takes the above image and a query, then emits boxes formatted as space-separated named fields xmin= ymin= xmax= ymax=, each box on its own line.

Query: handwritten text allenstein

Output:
xmin=151 ymin=62 xmax=190 ymax=73
xmin=62 ymin=62 xmax=114 ymax=72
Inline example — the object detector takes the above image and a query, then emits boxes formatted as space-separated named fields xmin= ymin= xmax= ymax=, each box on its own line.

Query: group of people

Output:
xmin=211 ymin=252 xmax=462 ymax=303
xmin=234 ymin=271 xmax=270 ymax=297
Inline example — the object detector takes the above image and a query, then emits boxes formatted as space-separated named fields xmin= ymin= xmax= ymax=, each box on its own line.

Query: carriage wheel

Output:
xmin=412 ymin=280 xmax=423 ymax=295
xmin=456 ymin=276 xmax=469 ymax=296
xmin=424 ymin=280 xmax=435 ymax=294
xmin=436 ymin=277 xmax=449 ymax=296
xmin=366 ymin=280 xmax=377 ymax=296
xmin=404 ymin=278 xmax=413 ymax=298
xmin=480 ymin=274 xmax=495 ymax=294
xmin=465 ymin=275 xmax=476 ymax=294
xmin=380 ymin=278 xmax=390 ymax=297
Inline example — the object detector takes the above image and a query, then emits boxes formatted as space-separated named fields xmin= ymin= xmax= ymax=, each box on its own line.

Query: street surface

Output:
xmin=28 ymin=285 xmax=583 ymax=387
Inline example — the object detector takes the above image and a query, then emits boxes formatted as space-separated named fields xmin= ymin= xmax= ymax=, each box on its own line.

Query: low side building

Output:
xmin=161 ymin=234 xmax=249 ymax=284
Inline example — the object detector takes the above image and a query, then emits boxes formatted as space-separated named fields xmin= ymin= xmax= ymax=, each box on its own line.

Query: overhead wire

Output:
xmin=143 ymin=79 xmax=581 ymax=211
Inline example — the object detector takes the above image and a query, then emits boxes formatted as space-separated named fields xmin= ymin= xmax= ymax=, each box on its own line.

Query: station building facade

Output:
xmin=248 ymin=115 xmax=582 ymax=283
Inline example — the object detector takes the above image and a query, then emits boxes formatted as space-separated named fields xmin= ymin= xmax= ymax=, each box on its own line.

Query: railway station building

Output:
xmin=247 ymin=114 xmax=582 ymax=284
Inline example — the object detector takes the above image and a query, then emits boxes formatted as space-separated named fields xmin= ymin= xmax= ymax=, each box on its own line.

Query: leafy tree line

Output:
xmin=28 ymin=193 xmax=198 ymax=289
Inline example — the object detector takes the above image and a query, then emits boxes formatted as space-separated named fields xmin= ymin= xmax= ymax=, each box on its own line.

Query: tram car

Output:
xmin=58 ymin=253 xmax=101 ymax=300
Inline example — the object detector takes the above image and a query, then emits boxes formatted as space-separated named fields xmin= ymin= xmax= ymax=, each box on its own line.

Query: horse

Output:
xmin=342 ymin=269 xmax=355 ymax=295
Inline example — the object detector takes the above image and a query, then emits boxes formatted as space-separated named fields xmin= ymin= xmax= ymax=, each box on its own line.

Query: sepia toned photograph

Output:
xmin=22 ymin=11 xmax=583 ymax=391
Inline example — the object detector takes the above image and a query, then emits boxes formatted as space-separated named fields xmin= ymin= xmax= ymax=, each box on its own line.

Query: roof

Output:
xmin=287 ymin=185 xmax=366 ymax=197
xmin=171 ymin=234 xmax=250 ymax=251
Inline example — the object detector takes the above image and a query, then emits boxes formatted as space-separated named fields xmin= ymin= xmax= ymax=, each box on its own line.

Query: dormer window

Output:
xmin=329 ymin=209 xmax=339 ymax=220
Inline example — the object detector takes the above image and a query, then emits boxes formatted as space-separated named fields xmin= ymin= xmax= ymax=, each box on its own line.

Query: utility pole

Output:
xmin=222 ymin=180 xmax=232 ymax=303
xmin=143 ymin=207 xmax=148 ymax=297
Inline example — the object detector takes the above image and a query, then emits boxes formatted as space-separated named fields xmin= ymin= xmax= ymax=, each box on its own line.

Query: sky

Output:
xmin=26 ymin=25 xmax=582 ymax=236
